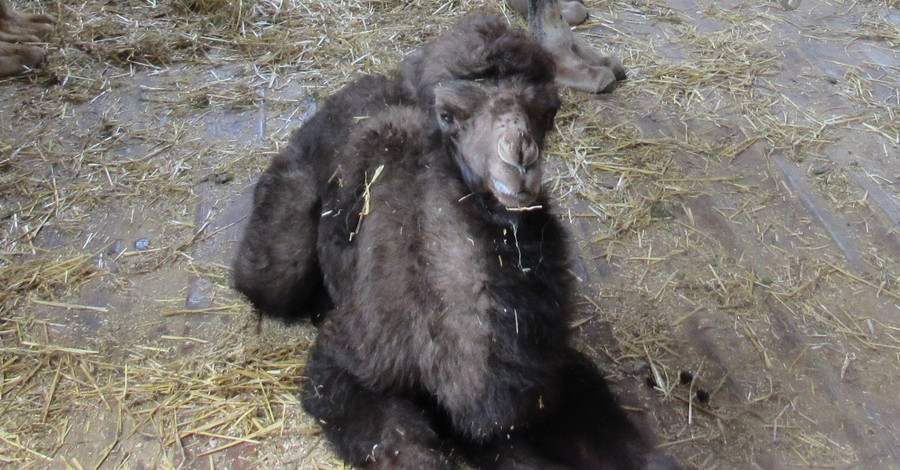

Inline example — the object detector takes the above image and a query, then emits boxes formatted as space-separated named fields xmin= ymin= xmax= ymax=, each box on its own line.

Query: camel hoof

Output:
xmin=561 ymin=1 xmax=589 ymax=25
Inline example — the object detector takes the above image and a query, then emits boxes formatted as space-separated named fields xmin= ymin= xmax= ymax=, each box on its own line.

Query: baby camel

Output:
xmin=234 ymin=14 xmax=676 ymax=470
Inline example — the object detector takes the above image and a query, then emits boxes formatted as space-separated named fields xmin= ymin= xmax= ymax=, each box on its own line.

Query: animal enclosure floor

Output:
xmin=1 ymin=0 xmax=897 ymax=468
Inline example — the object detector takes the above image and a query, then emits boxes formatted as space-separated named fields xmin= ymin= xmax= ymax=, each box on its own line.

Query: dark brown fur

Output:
xmin=233 ymin=14 xmax=677 ymax=469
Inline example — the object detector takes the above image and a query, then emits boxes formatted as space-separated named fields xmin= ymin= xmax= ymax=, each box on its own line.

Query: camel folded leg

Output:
xmin=232 ymin=152 xmax=331 ymax=321
xmin=302 ymin=328 xmax=453 ymax=469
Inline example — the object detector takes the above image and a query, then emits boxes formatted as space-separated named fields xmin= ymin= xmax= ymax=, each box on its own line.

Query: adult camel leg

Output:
xmin=507 ymin=0 xmax=589 ymax=26
xmin=0 ymin=0 xmax=55 ymax=77
xmin=525 ymin=0 xmax=626 ymax=93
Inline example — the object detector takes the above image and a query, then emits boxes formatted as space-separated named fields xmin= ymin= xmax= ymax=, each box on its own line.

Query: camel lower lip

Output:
xmin=492 ymin=179 xmax=530 ymax=200
xmin=492 ymin=179 xmax=536 ymax=207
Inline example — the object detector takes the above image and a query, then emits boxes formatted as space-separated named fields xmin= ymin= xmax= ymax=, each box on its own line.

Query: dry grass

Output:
xmin=545 ymin=0 xmax=898 ymax=467
xmin=1 ymin=315 xmax=312 ymax=466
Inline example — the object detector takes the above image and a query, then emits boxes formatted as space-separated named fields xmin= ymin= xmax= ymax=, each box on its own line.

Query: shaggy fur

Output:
xmin=234 ymin=14 xmax=677 ymax=469
xmin=232 ymin=72 xmax=410 ymax=320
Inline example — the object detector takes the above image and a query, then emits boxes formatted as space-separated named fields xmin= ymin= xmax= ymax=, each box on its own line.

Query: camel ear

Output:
xmin=400 ymin=48 xmax=426 ymax=93
xmin=487 ymin=30 xmax=556 ymax=85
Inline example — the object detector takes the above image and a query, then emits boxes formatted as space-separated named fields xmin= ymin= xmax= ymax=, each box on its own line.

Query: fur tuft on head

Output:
xmin=401 ymin=13 xmax=557 ymax=108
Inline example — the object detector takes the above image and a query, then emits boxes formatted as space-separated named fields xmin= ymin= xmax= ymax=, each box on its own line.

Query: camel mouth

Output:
xmin=491 ymin=178 xmax=538 ymax=208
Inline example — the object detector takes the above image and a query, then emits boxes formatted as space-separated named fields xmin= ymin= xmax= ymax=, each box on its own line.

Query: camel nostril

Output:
xmin=521 ymin=137 xmax=539 ymax=167
xmin=497 ymin=135 xmax=517 ymax=167
xmin=499 ymin=129 xmax=539 ymax=170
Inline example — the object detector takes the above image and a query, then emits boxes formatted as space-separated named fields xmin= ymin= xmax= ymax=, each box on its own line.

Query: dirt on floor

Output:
xmin=1 ymin=0 xmax=897 ymax=468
